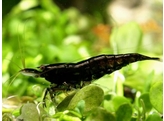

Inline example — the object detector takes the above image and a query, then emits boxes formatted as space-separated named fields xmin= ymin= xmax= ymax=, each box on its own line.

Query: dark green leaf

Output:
xmin=67 ymin=85 xmax=104 ymax=113
xmin=57 ymin=92 xmax=76 ymax=112
xmin=116 ymin=103 xmax=133 ymax=121
xmin=139 ymin=93 xmax=152 ymax=112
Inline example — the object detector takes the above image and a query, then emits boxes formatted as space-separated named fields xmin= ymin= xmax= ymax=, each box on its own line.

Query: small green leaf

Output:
xmin=149 ymin=81 xmax=163 ymax=113
xmin=59 ymin=114 xmax=81 ymax=121
xmin=145 ymin=112 xmax=162 ymax=121
xmin=85 ymin=107 xmax=115 ymax=121
xmin=116 ymin=103 xmax=132 ymax=121
xmin=67 ymin=85 xmax=104 ymax=113
xmin=57 ymin=92 xmax=76 ymax=112
xmin=74 ymin=100 xmax=85 ymax=114
xmin=139 ymin=93 xmax=152 ymax=112
xmin=112 ymin=96 xmax=131 ymax=111
xmin=16 ymin=103 xmax=47 ymax=121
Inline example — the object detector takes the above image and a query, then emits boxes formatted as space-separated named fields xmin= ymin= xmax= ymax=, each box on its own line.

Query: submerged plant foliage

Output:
xmin=2 ymin=0 xmax=162 ymax=121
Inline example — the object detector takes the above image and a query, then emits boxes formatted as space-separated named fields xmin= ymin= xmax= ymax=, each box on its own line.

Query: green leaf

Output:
xmin=59 ymin=114 xmax=81 ymax=121
xmin=110 ymin=22 xmax=142 ymax=53
xmin=145 ymin=112 xmax=162 ymax=121
xmin=149 ymin=81 xmax=163 ymax=113
xmin=85 ymin=107 xmax=116 ymax=121
xmin=16 ymin=103 xmax=47 ymax=121
xmin=57 ymin=92 xmax=76 ymax=112
xmin=116 ymin=103 xmax=133 ymax=121
xmin=112 ymin=96 xmax=131 ymax=111
xmin=74 ymin=100 xmax=85 ymax=114
xmin=67 ymin=85 xmax=104 ymax=113
xmin=139 ymin=93 xmax=152 ymax=112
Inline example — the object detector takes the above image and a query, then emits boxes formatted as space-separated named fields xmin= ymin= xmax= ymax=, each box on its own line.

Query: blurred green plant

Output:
xmin=2 ymin=0 xmax=162 ymax=121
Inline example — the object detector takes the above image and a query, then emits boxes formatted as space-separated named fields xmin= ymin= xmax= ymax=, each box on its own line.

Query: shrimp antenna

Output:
xmin=17 ymin=22 xmax=26 ymax=69
xmin=5 ymin=21 xmax=30 ymax=98
xmin=4 ymin=59 xmax=22 ymax=70
xmin=4 ymin=72 xmax=20 ymax=98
